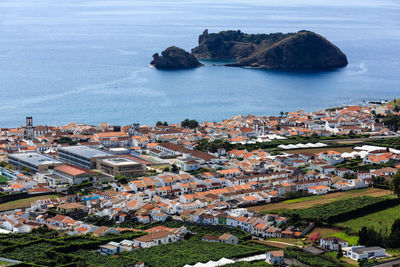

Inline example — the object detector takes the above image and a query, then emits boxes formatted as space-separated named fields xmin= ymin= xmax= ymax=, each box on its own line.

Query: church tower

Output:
xmin=128 ymin=123 xmax=140 ymax=147
xmin=26 ymin=116 xmax=34 ymax=140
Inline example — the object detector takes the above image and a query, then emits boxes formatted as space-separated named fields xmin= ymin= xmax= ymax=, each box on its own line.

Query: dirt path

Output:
xmin=255 ymin=239 xmax=301 ymax=249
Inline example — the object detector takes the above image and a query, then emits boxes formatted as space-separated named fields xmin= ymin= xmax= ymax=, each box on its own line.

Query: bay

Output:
xmin=0 ymin=0 xmax=399 ymax=127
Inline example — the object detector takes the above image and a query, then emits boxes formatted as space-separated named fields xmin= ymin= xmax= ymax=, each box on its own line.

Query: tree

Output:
xmin=390 ymin=171 xmax=400 ymax=198
xmin=115 ymin=174 xmax=128 ymax=184
xmin=389 ymin=218 xmax=400 ymax=247
xmin=337 ymin=245 xmax=343 ymax=258
xmin=358 ymin=226 xmax=385 ymax=247
xmin=358 ymin=258 xmax=368 ymax=267
xmin=308 ymin=232 xmax=321 ymax=244
xmin=383 ymin=115 xmax=400 ymax=132
xmin=171 ymin=164 xmax=179 ymax=174
xmin=372 ymin=175 xmax=387 ymax=186
xmin=163 ymin=121 xmax=168 ymax=126
xmin=156 ymin=121 xmax=163 ymax=126
xmin=343 ymin=173 xmax=355 ymax=180
xmin=181 ymin=119 xmax=199 ymax=129
xmin=163 ymin=167 xmax=170 ymax=172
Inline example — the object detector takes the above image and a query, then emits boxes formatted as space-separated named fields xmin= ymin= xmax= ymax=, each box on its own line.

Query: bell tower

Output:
xmin=128 ymin=123 xmax=140 ymax=147
xmin=26 ymin=116 xmax=34 ymax=140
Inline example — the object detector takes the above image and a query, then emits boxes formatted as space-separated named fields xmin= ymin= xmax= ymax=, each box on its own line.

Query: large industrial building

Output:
xmin=58 ymin=146 xmax=113 ymax=169
xmin=8 ymin=152 xmax=63 ymax=173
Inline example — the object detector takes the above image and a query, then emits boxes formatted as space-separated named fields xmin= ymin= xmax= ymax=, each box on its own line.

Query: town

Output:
xmin=1 ymin=100 xmax=400 ymax=267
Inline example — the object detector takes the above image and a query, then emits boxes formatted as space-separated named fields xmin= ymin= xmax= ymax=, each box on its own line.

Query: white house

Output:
xmin=320 ymin=237 xmax=348 ymax=251
xmin=181 ymin=160 xmax=200 ymax=172
xmin=307 ymin=185 xmax=330 ymax=195
xmin=266 ymin=250 xmax=284 ymax=265
xmin=218 ymin=233 xmax=238 ymax=245
xmin=13 ymin=223 xmax=32 ymax=233
xmin=133 ymin=231 xmax=181 ymax=248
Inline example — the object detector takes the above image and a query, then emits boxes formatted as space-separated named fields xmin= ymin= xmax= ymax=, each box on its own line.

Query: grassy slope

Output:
xmin=335 ymin=203 xmax=400 ymax=235
xmin=328 ymin=232 xmax=359 ymax=246
xmin=0 ymin=194 xmax=60 ymax=211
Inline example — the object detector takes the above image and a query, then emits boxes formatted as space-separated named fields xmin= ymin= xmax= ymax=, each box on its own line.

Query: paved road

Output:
xmin=369 ymin=258 xmax=400 ymax=267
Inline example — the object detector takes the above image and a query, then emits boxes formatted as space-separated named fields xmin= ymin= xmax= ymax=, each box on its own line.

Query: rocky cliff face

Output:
xmin=192 ymin=30 xmax=348 ymax=70
xmin=150 ymin=46 xmax=203 ymax=69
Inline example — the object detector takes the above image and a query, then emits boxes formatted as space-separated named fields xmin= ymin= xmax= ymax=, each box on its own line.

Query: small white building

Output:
xmin=181 ymin=160 xmax=200 ymax=172
xmin=100 ymin=241 xmax=120 ymax=255
xmin=266 ymin=250 xmax=284 ymax=265
xmin=218 ymin=233 xmax=238 ymax=245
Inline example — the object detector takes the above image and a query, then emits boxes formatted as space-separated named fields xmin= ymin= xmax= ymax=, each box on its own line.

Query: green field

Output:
xmin=0 ymin=175 xmax=8 ymax=183
xmin=336 ymin=203 xmax=400 ymax=235
xmin=328 ymin=232 xmax=359 ymax=246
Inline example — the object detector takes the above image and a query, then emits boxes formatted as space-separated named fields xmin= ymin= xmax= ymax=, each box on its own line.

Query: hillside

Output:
xmin=192 ymin=30 xmax=348 ymax=70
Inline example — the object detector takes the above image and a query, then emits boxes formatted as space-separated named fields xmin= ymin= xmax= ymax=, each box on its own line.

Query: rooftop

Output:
xmin=59 ymin=146 xmax=113 ymax=159
xmin=9 ymin=152 xmax=62 ymax=166
xmin=101 ymin=157 xmax=140 ymax=166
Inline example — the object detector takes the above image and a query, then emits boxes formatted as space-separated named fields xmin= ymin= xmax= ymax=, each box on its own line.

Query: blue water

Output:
xmin=0 ymin=0 xmax=399 ymax=127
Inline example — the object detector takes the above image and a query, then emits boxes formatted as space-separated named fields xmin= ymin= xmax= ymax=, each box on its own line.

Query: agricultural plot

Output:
xmin=0 ymin=226 xmax=270 ymax=267
xmin=282 ymin=196 xmax=396 ymax=223
xmin=74 ymin=240 xmax=271 ymax=267
xmin=249 ymin=188 xmax=392 ymax=213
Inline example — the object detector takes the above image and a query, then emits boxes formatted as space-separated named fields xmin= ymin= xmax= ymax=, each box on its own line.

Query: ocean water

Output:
xmin=0 ymin=0 xmax=399 ymax=127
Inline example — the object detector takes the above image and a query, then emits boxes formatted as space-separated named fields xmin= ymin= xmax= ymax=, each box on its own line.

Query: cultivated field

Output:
xmin=0 ymin=194 xmax=60 ymax=211
xmin=249 ymin=188 xmax=392 ymax=213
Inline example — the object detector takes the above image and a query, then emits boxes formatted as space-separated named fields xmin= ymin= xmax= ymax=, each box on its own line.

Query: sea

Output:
xmin=0 ymin=0 xmax=399 ymax=127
